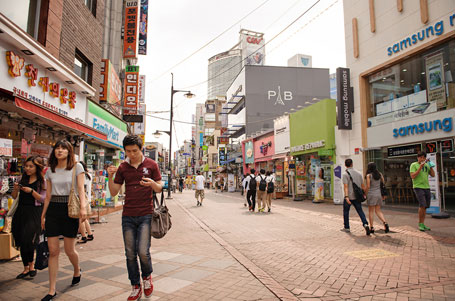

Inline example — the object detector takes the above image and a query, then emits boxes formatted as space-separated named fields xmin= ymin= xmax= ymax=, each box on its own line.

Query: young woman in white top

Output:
xmin=40 ymin=140 xmax=87 ymax=301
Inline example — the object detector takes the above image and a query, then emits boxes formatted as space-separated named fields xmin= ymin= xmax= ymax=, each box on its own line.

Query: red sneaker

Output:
xmin=127 ymin=284 xmax=142 ymax=301
xmin=143 ymin=275 xmax=154 ymax=298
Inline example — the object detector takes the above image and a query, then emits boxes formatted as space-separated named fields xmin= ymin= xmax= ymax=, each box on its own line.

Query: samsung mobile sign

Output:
xmin=336 ymin=67 xmax=352 ymax=130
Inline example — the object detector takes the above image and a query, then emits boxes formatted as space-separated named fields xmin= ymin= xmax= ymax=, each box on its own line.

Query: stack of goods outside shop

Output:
xmin=289 ymin=99 xmax=337 ymax=202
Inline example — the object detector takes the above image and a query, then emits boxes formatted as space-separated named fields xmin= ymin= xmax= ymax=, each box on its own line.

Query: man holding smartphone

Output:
xmin=410 ymin=151 xmax=435 ymax=232
xmin=107 ymin=135 xmax=163 ymax=301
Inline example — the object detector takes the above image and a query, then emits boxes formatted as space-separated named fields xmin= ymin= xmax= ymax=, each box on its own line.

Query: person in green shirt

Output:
xmin=410 ymin=151 xmax=435 ymax=231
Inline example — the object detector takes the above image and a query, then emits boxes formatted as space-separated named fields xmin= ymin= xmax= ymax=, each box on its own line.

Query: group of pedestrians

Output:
xmin=10 ymin=134 xmax=162 ymax=301
xmin=243 ymin=169 xmax=275 ymax=212
xmin=342 ymin=151 xmax=435 ymax=235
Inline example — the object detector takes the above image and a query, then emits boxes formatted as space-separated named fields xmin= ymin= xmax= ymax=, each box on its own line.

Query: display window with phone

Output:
xmin=367 ymin=40 xmax=455 ymax=128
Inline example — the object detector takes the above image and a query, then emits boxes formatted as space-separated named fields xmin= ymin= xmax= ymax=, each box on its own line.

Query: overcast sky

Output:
xmin=139 ymin=0 xmax=346 ymax=154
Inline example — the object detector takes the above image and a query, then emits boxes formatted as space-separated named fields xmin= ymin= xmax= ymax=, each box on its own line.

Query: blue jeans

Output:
xmin=122 ymin=215 xmax=153 ymax=285
xmin=343 ymin=199 xmax=368 ymax=229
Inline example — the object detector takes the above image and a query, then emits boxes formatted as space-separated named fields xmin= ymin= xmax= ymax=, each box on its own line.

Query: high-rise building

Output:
xmin=207 ymin=29 xmax=265 ymax=100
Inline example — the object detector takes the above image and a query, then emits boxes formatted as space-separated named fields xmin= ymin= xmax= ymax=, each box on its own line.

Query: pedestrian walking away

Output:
xmin=195 ymin=171 xmax=205 ymax=206
xmin=256 ymin=169 xmax=267 ymax=212
xmin=410 ymin=151 xmax=435 ymax=231
xmin=77 ymin=162 xmax=94 ymax=244
xmin=178 ymin=176 xmax=184 ymax=193
xmin=40 ymin=140 xmax=88 ymax=301
xmin=342 ymin=158 xmax=370 ymax=235
xmin=107 ymin=135 xmax=163 ymax=301
xmin=11 ymin=156 xmax=46 ymax=280
xmin=242 ymin=173 xmax=249 ymax=207
xmin=246 ymin=169 xmax=257 ymax=212
xmin=364 ymin=162 xmax=389 ymax=234
xmin=265 ymin=171 xmax=275 ymax=212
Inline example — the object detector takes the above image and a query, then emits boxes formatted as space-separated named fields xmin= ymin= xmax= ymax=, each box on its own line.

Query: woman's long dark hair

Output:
xmin=79 ymin=161 xmax=92 ymax=181
xmin=49 ymin=140 xmax=75 ymax=172
xmin=20 ymin=156 xmax=45 ymax=192
xmin=366 ymin=162 xmax=381 ymax=181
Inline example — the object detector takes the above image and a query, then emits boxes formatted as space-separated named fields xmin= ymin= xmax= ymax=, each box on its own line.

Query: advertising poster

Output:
xmin=124 ymin=65 xmax=139 ymax=115
xmin=0 ymin=138 xmax=13 ymax=156
xmin=426 ymin=153 xmax=440 ymax=214
xmin=138 ymin=0 xmax=148 ymax=55
xmin=228 ymin=174 xmax=235 ymax=192
xmin=123 ymin=0 xmax=139 ymax=58
xmin=425 ymin=53 xmax=446 ymax=108
xmin=296 ymin=179 xmax=306 ymax=195
xmin=244 ymin=141 xmax=254 ymax=164
xmin=241 ymin=32 xmax=265 ymax=66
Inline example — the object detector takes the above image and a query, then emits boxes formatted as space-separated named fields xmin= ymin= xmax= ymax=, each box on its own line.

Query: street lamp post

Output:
xmin=154 ymin=73 xmax=194 ymax=199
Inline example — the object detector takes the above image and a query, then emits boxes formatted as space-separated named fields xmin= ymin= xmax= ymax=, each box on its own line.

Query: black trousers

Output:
xmin=247 ymin=190 xmax=256 ymax=210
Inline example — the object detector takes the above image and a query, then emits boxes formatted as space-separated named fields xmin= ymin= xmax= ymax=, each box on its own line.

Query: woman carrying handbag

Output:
xmin=11 ymin=156 xmax=47 ymax=279
xmin=40 ymin=140 xmax=87 ymax=301
xmin=364 ymin=162 xmax=390 ymax=234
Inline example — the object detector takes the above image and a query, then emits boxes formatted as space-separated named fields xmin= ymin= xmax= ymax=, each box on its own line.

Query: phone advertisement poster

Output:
xmin=426 ymin=153 xmax=440 ymax=214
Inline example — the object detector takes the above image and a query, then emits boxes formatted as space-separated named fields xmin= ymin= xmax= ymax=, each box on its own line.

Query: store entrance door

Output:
xmin=440 ymin=148 xmax=455 ymax=213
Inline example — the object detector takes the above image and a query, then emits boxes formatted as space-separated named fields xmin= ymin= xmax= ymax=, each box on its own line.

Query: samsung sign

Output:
xmin=336 ymin=67 xmax=353 ymax=130
xmin=393 ymin=117 xmax=453 ymax=138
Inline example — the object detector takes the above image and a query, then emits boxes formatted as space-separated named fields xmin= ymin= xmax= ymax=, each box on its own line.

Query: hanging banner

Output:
xmin=138 ymin=0 xmax=148 ymax=55
xmin=426 ymin=153 xmax=440 ymax=214
xmin=124 ymin=65 xmax=139 ymax=115
xmin=100 ymin=59 xmax=122 ymax=114
xmin=123 ymin=0 xmax=139 ymax=59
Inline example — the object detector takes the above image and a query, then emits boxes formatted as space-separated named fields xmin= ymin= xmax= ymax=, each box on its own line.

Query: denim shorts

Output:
xmin=414 ymin=188 xmax=431 ymax=208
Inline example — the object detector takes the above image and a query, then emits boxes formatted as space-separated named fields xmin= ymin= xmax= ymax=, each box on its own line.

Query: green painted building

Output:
xmin=289 ymin=98 xmax=336 ymax=199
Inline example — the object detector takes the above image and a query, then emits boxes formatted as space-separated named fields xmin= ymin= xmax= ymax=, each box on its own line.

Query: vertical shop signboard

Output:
xmin=100 ymin=59 xmax=122 ymax=115
xmin=427 ymin=153 xmax=440 ymax=214
xmin=138 ymin=0 xmax=148 ymax=55
xmin=333 ymin=165 xmax=343 ymax=204
xmin=336 ymin=67 xmax=352 ymax=130
xmin=138 ymin=75 xmax=146 ymax=103
xmin=124 ymin=65 xmax=139 ymax=115
xmin=123 ymin=0 xmax=139 ymax=59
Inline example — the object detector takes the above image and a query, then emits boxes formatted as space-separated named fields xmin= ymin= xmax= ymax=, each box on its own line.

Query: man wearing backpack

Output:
xmin=265 ymin=171 xmax=275 ymax=212
xmin=245 ymin=169 xmax=257 ymax=212
xmin=342 ymin=159 xmax=370 ymax=235
xmin=256 ymin=169 xmax=268 ymax=212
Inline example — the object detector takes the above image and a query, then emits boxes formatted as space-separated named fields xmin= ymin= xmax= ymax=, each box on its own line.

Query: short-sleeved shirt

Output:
xmin=114 ymin=157 xmax=162 ymax=216
xmin=266 ymin=176 xmax=274 ymax=183
xmin=195 ymin=175 xmax=205 ymax=190
xmin=342 ymin=167 xmax=364 ymax=200
xmin=410 ymin=162 xmax=430 ymax=189
xmin=256 ymin=174 xmax=267 ymax=189
xmin=45 ymin=163 xmax=84 ymax=196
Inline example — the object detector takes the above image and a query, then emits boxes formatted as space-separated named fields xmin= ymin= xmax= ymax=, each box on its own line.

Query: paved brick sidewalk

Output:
xmin=0 ymin=196 xmax=278 ymax=301
xmin=1 ymin=189 xmax=454 ymax=300
xmin=177 ymin=189 xmax=455 ymax=301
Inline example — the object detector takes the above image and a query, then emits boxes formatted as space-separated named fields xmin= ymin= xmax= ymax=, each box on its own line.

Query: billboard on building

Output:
xmin=100 ymin=59 xmax=122 ymax=114
xmin=124 ymin=65 xmax=139 ymax=115
xmin=123 ymin=0 xmax=139 ymax=59
xmin=235 ymin=66 xmax=330 ymax=136
xmin=138 ymin=0 xmax=148 ymax=55
xmin=240 ymin=30 xmax=265 ymax=66
xmin=336 ymin=67 xmax=352 ymax=130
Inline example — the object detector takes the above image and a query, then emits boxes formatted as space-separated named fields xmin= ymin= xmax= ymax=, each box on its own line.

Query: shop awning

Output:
xmin=255 ymin=156 xmax=274 ymax=163
xmin=15 ymin=97 xmax=107 ymax=140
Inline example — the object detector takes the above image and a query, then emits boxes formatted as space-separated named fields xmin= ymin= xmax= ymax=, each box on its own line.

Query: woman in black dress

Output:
xmin=11 ymin=156 xmax=46 ymax=279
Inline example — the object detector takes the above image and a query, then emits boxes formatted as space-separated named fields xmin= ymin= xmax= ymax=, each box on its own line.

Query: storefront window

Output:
xmin=368 ymin=40 xmax=455 ymax=127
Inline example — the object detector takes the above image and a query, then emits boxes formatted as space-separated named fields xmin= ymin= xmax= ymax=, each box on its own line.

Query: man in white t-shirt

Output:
xmin=195 ymin=171 xmax=205 ymax=206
